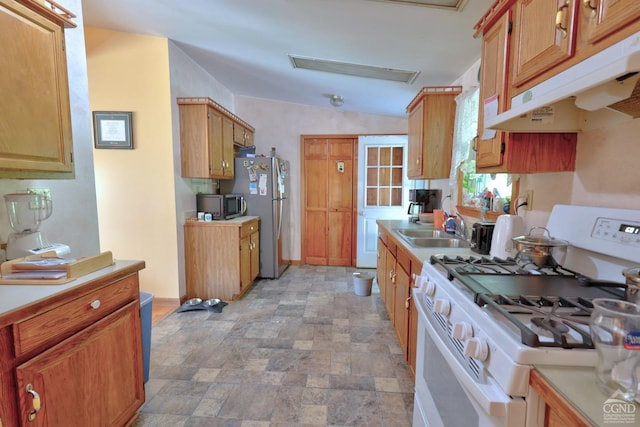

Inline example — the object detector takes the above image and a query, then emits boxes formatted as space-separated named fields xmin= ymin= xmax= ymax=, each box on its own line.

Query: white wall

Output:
xmin=235 ymin=96 xmax=407 ymax=261
xmin=86 ymin=30 xmax=178 ymax=299
xmin=167 ymin=41 xmax=235 ymax=299
xmin=0 ymin=0 xmax=100 ymax=259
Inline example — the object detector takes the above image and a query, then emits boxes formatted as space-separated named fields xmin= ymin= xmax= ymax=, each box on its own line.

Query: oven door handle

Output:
xmin=419 ymin=302 xmax=523 ymax=417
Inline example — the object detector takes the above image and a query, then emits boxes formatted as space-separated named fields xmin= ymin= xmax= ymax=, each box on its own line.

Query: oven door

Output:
xmin=413 ymin=296 xmax=527 ymax=427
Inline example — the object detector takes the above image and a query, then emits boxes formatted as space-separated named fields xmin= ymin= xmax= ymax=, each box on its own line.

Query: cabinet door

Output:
xmin=244 ymin=130 xmax=254 ymax=147
xmin=384 ymin=245 xmax=396 ymax=319
xmin=222 ymin=116 xmax=234 ymax=178
xmin=512 ymin=0 xmax=578 ymax=88
xmin=584 ymin=0 xmax=640 ymax=43
xmin=394 ymin=263 xmax=410 ymax=357
xmin=0 ymin=0 xmax=73 ymax=177
xmin=477 ymin=11 xmax=510 ymax=169
xmin=15 ymin=303 xmax=144 ymax=427
xmin=407 ymin=101 xmax=424 ymax=178
xmin=250 ymin=230 xmax=260 ymax=281
xmin=208 ymin=107 xmax=224 ymax=177
xmin=240 ymin=234 xmax=251 ymax=292
xmin=376 ymin=237 xmax=387 ymax=302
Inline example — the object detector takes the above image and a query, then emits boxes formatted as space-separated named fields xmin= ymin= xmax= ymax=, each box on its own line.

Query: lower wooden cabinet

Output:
xmin=375 ymin=225 xmax=418 ymax=375
xmin=184 ymin=217 xmax=260 ymax=301
xmin=0 ymin=263 xmax=146 ymax=427
xmin=530 ymin=369 xmax=592 ymax=427
xmin=240 ymin=222 xmax=260 ymax=291
xmin=16 ymin=303 xmax=144 ymax=427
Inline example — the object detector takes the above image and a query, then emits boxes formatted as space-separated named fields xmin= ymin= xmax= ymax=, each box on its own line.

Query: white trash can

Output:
xmin=353 ymin=272 xmax=374 ymax=296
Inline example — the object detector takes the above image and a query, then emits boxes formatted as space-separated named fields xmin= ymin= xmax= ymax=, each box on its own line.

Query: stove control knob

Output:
xmin=464 ymin=338 xmax=489 ymax=361
xmin=433 ymin=298 xmax=450 ymax=316
xmin=452 ymin=322 xmax=473 ymax=340
xmin=423 ymin=278 xmax=436 ymax=297
xmin=413 ymin=274 xmax=423 ymax=289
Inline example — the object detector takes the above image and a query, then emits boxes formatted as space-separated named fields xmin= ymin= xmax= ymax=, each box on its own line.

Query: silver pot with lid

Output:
xmin=512 ymin=227 xmax=570 ymax=266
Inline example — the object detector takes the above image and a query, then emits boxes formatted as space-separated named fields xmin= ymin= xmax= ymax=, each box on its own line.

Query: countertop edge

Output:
xmin=0 ymin=259 xmax=146 ymax=327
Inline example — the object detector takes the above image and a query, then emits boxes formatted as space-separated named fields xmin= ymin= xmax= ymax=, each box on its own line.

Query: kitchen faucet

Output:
xmin=449 ymin=214 xmax=474 ymax=247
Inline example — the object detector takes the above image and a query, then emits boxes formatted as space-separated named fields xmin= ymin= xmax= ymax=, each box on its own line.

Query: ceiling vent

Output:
xmin=364 ymin=0 xmax=467 ymax=11
xmin=288 ymin=55 xmax=419 ymax=83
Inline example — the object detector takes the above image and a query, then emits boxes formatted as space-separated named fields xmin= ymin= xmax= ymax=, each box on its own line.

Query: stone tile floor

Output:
xmin=134 ymin=265 xmax=414 ymax=426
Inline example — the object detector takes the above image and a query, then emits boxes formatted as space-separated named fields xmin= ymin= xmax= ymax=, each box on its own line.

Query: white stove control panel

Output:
xmin=592 ymin=217 xmax=640 ymax=247
xmin=547 ymin=205 xmax=640 ymax=263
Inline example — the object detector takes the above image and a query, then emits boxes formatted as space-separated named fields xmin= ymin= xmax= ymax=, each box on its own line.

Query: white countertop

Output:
xmin=0 ymin=259 xmax=144 ymax=320
xmin=184 ymin=215 xmax=259 ymax=227
xmin=534 ymin=366 xmax=639 ymax=426
xmin=376 ymin=219 xmax=476 ymax=263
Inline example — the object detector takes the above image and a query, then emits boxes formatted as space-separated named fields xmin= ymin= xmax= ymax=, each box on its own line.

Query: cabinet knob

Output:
xmin=26 ymin=384 xmax=41 ymax=421
xmin=90 ymin=299 xmax=101 ymax=310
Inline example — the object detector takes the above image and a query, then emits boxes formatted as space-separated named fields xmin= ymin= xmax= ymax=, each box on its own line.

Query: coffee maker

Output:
xmin=408 ymin=189 xmax=441 ymax=222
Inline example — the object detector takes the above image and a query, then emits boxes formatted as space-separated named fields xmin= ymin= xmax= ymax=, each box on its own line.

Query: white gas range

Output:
xmin=412 ymin=205 xmax=640 ymax=427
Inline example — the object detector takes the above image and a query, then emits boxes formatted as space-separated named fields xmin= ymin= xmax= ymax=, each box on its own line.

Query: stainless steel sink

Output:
xmin=407 ymin=237 xmax=470 ymax=248
xmin=395 ymin=228 xmax=470 ymax=248
xmin=395 ymin=228 xmax=448 ymax=238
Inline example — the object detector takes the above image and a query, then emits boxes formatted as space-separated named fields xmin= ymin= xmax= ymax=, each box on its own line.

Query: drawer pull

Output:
xmin=26 ymin=384 xmax=41 ymax=421
xmin=583 ymin=0 xmax=597 ymax=19
xmin=90 ymin=299 xmax=101 ymax=310
xmin=555 ymin=1 xmax=569 ymax=38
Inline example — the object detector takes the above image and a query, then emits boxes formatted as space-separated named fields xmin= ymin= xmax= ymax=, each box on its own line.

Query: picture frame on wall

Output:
xmin=93 ymin=111 xmax=134 ymax=149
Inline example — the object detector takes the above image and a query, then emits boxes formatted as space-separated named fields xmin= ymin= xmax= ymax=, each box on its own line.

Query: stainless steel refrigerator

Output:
xmin=223 ymin=156 xmax=290 ymax=279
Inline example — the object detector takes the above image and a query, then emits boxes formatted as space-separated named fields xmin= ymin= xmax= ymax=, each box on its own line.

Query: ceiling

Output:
xmin=81 ymin=0 xmax=493 ymax=118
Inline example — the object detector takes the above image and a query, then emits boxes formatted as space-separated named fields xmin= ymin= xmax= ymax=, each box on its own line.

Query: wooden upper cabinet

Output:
xmin=222 ymin=116 xmax=235 ymax=178
xmin=0 ymin=0 xmax=76 ymax=178
xmin=178 ymin=97 xmax=254 ymax=179
xmin=584 ymin=0 xmax=640 ymax=43
xmin=477 ymin=10 xmax=511 ymax=169
xmin=475 ymin=1 xmax=578 ymax=174
xmin=233 ymin=123 xmax=254 ymax=147
xmin=511 ymin=0 xmax=578 ymax=88
xmin=406 ymin=86 xmax=461 ymax=179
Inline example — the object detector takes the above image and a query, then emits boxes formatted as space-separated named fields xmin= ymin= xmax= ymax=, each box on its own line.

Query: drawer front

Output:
xmin=241 ymin=219 xmax=259 ymax=238
xmin=13 ymin=274 xmax=139 ymax=357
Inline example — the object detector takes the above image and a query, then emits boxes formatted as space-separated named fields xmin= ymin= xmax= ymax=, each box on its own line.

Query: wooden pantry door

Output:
xmin=302 ymin=136 xmax=357 ymax=266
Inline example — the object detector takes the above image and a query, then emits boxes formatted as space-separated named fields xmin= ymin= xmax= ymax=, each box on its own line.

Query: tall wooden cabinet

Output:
xmin=406 ymin=86 xmax=462 ymax=179
xmin=184 ymin=217 xmax=260 ymax=301
xmin=0 ymin=262 xmax=146 ymax=427
xmin=0 ymin=0 xmax=76 ymax=178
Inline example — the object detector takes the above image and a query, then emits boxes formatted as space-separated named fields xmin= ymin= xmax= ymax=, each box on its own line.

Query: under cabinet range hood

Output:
xmin=485 ymin=32 xmax=640 ymax=132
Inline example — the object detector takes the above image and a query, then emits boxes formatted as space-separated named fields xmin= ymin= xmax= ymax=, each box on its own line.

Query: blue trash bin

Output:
xmin=139 ymin=291 xmax=154 ymax=383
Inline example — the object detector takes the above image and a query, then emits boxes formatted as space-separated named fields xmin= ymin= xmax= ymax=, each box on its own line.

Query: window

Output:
xmin=450 ymin=85 xmax=518 ymax=220
xmin=459 ymin=159 xmax=513 ymax=214
xmin=366 ymin=146 xmax=404 ymax=207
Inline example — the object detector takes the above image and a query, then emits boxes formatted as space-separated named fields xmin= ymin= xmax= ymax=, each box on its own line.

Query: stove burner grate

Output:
xmin=478 ymin=294 xmax=594 ymax=348
xmin=428 ymin=254 xmax=627 ymax=349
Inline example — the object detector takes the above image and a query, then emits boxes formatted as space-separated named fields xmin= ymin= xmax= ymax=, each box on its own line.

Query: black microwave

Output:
xmin=196 ymin=193 xmax=245 ymax=220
